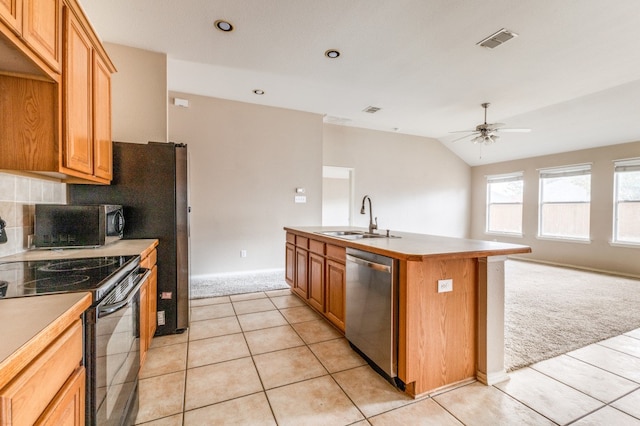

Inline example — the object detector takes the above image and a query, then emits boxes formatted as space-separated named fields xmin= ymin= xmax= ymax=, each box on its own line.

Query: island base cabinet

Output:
xmin=284 ymin=231 xmax=346 ymax=332
xmin=293 ymin=246 xmax=308 ymax=299
xmin=325 ymin=258 xmax=346 ymax=331
xmin=308 ymin=252 xmax=325 ymax=312
xmin=399 ymin=258 xmax=477 ymax=396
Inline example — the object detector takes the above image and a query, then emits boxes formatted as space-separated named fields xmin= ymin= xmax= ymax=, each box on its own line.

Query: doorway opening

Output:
xmin=322 ymin=166 xmax=354 ymax=226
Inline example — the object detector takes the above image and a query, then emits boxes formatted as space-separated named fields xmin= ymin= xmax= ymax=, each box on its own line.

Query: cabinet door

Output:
xmin=92 ymin=52 xmax=112 ymax=179
xmin=36 ymin=366 xmax=85 ymax=426
xmin=148 ymin=265 xmax=158 ymax=338
xmin=294 ymin=247 xmax=308 ymax=299
xmin=63 ymin=8 xmax=93 ymax=175
xmin=326 ymin=259 xmax=346 ymax=331
xmin=285 ymin=243 xmax=295 ymax=286
xmin=139 ymin=278 xmax=149 ymax=367
xmin=308 ymin=252 xmax=324 ymax=312
xmin=0 ymin=0 xmax=21 ymax=34
xmin=23 ymin=0 xmax=61 ymax=71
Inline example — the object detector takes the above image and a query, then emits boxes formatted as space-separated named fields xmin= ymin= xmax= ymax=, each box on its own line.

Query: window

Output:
xmin=486 ymin=172 xmax=523 ymax=235
xmin=538 ymin=164 xmax=591 ymax=240
xmin=613 ymin=158 xmax=640 ymax=244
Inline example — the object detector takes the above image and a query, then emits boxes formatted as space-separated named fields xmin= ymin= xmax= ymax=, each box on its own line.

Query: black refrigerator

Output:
xmin=69 ymin=141 xmax=190 ymax=336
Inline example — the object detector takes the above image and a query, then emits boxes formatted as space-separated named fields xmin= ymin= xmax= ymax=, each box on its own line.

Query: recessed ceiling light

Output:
xmin=253 ymin=89 xmax=265 ymax=95
xmin=325 ymin=49 xmax=340 ymax=58
xmin=214 ymin=20 xmax=234 ymax=32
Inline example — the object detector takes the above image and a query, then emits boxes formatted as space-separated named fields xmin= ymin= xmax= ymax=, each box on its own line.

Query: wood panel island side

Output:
xmin=284 ymin=226 xmax=531 ymax=397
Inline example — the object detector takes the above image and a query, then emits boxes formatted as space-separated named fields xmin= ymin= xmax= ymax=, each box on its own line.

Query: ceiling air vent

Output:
xmin=363 ymin=106 xmax=381 ymax=114
xmin=477 ymin=28 xmax=518 ymax=49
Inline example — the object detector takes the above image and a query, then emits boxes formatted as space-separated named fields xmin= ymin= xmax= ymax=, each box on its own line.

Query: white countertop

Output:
xmin=285 ymin=226 xmax=531 ymax=261
xmin=0 ymin=239 xmax=158 ymax=262
xmin=0 ymin=292 xmax=91 ymax=389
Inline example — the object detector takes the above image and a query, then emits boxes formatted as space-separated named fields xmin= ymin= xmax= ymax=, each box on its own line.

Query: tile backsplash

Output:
xmin=0 ymin=172 xmax=66 ymax=257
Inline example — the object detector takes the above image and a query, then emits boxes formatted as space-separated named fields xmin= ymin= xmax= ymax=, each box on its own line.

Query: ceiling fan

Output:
xmin=450 ymin=103 xmax=531 ymax=145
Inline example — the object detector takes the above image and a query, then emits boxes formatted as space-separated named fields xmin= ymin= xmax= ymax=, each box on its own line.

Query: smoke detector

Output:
xmin=477 ymin=28 xmax=518 ymax=49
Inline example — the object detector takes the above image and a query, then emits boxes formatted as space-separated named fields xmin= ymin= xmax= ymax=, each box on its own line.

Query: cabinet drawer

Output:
xmin=295 ymin=236 xmax=309 ymax=249
xmin=326 ymin=244 xmax=346 ymax=262
xmin=286 ymin=232 xmax=295 ymax=244
xmin=309 ymin=239 xmax=325 ymax=255
xmin=0 ymin=319 xmax=83 ymax=426
xmin=141 ymin=248 xmax=157 ymax=269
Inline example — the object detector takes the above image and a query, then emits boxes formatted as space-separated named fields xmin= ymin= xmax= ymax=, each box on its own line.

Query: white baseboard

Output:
xmin=191 ymin=268 xmax=285 ymax=281
xmin=476 ymin=369 xmax=510 ymax=386
xmin=508 ymin=256 xmax=640 ymax=280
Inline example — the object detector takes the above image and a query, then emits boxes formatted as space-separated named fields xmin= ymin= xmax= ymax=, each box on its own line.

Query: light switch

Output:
xmin=438 ymin=279 xmax=453 ymax=293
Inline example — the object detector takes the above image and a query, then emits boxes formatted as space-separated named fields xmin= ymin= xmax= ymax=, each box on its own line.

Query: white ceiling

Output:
xmin=78 ymin=0 xmax=640 ymax=166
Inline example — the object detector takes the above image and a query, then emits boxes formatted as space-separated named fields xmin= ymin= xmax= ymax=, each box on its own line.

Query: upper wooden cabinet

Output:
xmin=0 ymin=0 xmax=115 ymax=184
xmin=63 ymin=7 xmax=92 ymax=175
xmin=92 ymin=52 xmax=112 ymax=180
xmin=23 ymin=0 xmax=62 ymax=72
xmin=0 ymin=0 xmax=22 ymax=34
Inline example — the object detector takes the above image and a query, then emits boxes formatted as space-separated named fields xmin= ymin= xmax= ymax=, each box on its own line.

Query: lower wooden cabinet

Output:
xmin=285 ymin=243 xmax=295 ymax=286
xmin=285 ymin=232 xmax=346 ymax=332
xmin=36 ymin=366 xmax=85 ymax=426
xmin=140 ymin=247 xmax=158 ymax=367
xmin=0 ymin=319 xmax=84 ymax=426
xmin=294 ymin=246 xmax=308 ymax=299
xmin=325 ymin=258 xmax=346 ymax=330
xmin=308 ymin=252 xmax=324 ymax=312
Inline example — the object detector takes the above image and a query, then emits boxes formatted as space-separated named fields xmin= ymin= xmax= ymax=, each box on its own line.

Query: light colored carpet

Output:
xmin=188 ymin=260 xmax=640 ymax=372
xmin=505 ymin=259 xmax=640 ymax=371
xmin=190 ymin=269 xmax=289 ymax=298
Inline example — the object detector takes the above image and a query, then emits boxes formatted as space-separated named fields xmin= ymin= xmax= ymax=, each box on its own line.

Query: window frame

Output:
xmin=612 ymin=158 xmax=640 ymax=246
xmin=538 ymin=163 xmax=592 ymax=242
xmin=485 ymin=171 xmax=524 ymax=236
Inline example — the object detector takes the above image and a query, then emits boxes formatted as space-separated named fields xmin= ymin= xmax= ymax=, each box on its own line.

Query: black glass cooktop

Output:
xmin=0 ymin=255 xmax=139 ymax=302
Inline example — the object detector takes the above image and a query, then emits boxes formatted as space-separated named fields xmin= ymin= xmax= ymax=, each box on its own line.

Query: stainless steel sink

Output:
xmin=316 ymin=230 xmax=399 ymax=240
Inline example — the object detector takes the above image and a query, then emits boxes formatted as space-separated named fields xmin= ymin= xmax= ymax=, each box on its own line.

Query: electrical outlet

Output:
xmin=438 ymin=279 xmax=453 ymax=293
xmin=240 ymin=249 xmax=247 ymax=257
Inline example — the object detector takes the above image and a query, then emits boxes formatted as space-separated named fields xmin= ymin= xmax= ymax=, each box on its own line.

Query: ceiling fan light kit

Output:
xmin=450 ymin=102 xmax=531 ymax=145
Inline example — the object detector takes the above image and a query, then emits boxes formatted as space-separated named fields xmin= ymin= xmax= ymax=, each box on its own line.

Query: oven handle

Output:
xmin=98 ymin=268 xmax=150 ymax=317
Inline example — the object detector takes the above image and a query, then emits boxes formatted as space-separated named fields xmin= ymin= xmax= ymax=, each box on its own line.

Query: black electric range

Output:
xmin=0 ymin=255 xmax=140 ymax=303
xmin=0 ymin=254 xmax=145 ymax=425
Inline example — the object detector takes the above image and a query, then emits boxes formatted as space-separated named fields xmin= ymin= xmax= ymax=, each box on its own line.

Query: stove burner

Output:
xmin=22 ymin=275 xmax=91 ymax=290
xmin=38 ymin=258 xmax=119 ymax=273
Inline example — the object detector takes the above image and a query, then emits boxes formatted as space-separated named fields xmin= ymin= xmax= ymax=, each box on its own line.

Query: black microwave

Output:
xmin=34 ymin=204 xmax=125 ymax=248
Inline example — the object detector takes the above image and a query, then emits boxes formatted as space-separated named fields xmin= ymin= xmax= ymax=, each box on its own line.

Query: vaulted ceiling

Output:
xmin=79 ymin=0 xmax=640 ymax=165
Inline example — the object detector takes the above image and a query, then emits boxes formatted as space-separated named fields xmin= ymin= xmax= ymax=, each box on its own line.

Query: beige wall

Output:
xmin=105 ymin=43 xmax=168 ymax=143
xmin=168 ymin=92 xmax=323 ymax=276
xmin=470 ymin=140 xmax=640 ymax=276
xmin=323 ymin=124 xmax=471 ymax=237
xmin=0 ymin=173 xmax=65 ymax=257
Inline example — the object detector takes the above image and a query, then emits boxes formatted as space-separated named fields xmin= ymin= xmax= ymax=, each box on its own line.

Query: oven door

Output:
xmin=94 ymin=268 xmax=149 ymax=425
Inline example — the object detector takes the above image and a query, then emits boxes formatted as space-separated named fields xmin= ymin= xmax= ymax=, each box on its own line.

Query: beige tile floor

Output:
xmin=135 ymin=289 xmax=640 ymax=425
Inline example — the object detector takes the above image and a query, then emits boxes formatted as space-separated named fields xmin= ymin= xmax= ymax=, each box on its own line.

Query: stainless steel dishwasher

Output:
xmin=345 ymin=248 xmax=402 ymax=387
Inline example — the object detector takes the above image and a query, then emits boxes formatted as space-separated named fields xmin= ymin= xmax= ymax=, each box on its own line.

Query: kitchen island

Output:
xmin=284 ymin=226 xmax=531 ymax=397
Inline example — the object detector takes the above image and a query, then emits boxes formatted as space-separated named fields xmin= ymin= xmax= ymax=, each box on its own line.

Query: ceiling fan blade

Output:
xmin=485 ymin=123 xmax=506 ymax=130
xmin=450 ymin=132 xmax=478 ymax=143
xmin=449 ymin=130 xmax=477 ymax=133
xmin=496 ymin=128 xmax=531 ymax=133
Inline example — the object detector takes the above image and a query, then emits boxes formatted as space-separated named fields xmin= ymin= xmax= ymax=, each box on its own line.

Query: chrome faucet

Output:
xmin=360 ymin=195 xmax=378 ymax=234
